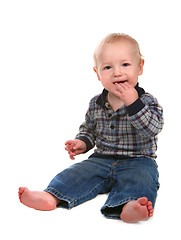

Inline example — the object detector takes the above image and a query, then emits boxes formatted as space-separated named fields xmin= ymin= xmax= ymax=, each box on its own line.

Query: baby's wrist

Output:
xmin=126 ymin=98 xmax=145 ymax=116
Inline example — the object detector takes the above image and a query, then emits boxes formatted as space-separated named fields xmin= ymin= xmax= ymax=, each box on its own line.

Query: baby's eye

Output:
xmin=122 ymin=63 xmax=130 ymax=67
xmin=104 ymin=66 xmax=111 ymax=70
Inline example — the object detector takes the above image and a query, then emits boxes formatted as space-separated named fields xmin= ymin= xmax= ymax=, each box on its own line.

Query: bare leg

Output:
xmin=120 ymin=197 xmax=154 ymax=223
xmin=18 ymin=187 xmax=60 ymax=211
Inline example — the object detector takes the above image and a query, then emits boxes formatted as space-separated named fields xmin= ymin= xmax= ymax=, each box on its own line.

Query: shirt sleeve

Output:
xmin=75 ymin=100 xmax=96 ymax=152
xmin=126 ymin=94 xmax=164 ymax=138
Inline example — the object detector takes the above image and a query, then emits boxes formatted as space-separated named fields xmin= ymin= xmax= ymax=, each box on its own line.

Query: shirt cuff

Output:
xmin=126 ymin=98 xmax=145 ymax=116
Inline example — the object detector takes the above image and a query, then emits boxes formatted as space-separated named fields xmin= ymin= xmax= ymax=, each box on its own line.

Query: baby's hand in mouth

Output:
xmin=113 ymin=81 xmax=138 ymax=106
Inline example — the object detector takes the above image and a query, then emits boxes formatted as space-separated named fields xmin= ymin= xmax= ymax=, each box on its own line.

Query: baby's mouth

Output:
xmin=114 ymin=80 xmax=127 ymax=84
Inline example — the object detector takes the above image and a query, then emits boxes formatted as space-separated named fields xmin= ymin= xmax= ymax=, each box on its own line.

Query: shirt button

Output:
xmin=105 ymin=103 xmax=109 ymax=108
xmin=110 ymin=125 xmax=115 ymax=129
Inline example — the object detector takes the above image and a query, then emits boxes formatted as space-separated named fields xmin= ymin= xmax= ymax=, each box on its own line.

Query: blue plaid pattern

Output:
xmin=76 ymin=84 xmax=163 ymax=160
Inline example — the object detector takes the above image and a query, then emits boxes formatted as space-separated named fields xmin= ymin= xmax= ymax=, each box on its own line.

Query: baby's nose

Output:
xmin=113 ymin=67 xmax=123 ymax=77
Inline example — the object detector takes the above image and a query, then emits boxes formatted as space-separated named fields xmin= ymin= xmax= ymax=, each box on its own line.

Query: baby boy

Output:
xmin=19 ymin=33 xmax=164 ymax=223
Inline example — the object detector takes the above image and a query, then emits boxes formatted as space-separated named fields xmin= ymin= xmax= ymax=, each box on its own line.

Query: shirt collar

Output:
xmin=96 ymin=83 xmax=145 ymax=107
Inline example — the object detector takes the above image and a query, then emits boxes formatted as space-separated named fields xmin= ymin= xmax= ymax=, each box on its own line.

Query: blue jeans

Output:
xmin=44 ymin=154 xmax=159 ymax=219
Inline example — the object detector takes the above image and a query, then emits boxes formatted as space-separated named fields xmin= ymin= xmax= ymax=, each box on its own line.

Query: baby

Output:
xmin=19 ymin=33 xmax=164 ymax=223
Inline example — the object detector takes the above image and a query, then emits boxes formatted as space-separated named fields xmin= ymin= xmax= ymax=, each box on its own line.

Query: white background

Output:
xmin=1 ymin=0 xmax=180 ymax=239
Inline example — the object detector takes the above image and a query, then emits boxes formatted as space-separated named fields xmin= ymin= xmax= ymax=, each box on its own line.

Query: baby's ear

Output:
xmin=93 ymin=67 xmax=101 ymax=81
xmin=138 ymin=59 xmax=144 ymax=76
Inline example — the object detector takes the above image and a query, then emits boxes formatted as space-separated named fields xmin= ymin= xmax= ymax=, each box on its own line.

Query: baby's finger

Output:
xmin=65 ymin=145 xmax=71 ymax=151
xmin=69 ymin=152 xmax=76 ymax=160
xmin=65 ymin=140 xmax=75 ymax=146
xmin=69 ymin=154 xmax=75 ymax=160
xmin=115 ymin=82 xmax=124 ymax=91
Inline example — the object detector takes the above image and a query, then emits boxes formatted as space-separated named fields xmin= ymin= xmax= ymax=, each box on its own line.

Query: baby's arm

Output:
xmin=127 ymin=94 xmax=164 ymax=138
xmin=65 ymin=139 xmax=87 ymax=160
xmin=65 ymin=97 xmax=96 ymax=160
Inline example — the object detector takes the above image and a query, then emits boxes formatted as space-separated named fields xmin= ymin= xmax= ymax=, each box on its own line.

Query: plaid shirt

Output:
xmin=76 ymin=83 xmax=164 ymax=160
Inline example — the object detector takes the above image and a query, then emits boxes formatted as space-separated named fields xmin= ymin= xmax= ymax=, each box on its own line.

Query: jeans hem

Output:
xmin=101 ymin=197 xmax=139 ymax=219
xmin=44 ymin=187 xmax=74 ymax=209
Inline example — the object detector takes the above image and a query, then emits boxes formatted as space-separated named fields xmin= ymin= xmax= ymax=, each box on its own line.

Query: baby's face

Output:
xmin=95 ymin=41 xmax=144 ymax=93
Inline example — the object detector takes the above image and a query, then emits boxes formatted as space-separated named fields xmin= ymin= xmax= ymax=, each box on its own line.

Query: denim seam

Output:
xmin=110 ymin=161 xmax=125 ymax=186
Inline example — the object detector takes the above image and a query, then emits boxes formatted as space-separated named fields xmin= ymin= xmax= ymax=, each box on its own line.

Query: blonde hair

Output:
xmin=94 ymin=33 xmax=143 ymax=70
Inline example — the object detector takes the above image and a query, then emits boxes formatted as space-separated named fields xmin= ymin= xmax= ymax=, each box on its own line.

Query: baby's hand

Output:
xmin=114 ymin=82 xmax=138 ymax=106
xmin=65 ymin=139 xmax=87 ymax=160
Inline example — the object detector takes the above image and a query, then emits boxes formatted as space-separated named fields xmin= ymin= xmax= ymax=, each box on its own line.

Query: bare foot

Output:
xmin=120 ymin=197 xmax=154 ymax=223
xmin=18 ymin=187 xmax=60 ymax=211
